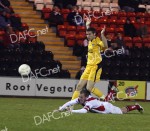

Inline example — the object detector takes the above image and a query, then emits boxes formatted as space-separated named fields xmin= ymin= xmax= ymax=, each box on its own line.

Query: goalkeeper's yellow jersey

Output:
xmin=87 ymin=37 xmax=104 ymax=66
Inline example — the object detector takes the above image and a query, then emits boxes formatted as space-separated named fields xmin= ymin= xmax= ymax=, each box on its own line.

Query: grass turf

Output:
xmin=0 ymin=98 xmax=150 ymax=131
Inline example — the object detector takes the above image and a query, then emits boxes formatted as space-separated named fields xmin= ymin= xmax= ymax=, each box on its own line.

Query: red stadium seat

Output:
xmin=109 ymin=11 xmax=118 ymax=19
xmin=57 ymin=25 xmax=65 ymax=30
xmin=0 ymin=31 xmax=5 ymax=36
xmin=65 ymin=34 xmax=75 ymax=39
xmin=42 ymin=8 xmax=51 ymax=13
xmin=57 ymin=25 xmax=67 ymax=37
xmin=144 ymin=43 xmax=150 ymax=48
xmin=107 ymin=18 xmax=117 ymax=27
xmin=109 ymin=24 xmax=116 ymax=28
xmin=133 ymin=37 xmax=142 ymax=43
xmin=145 ymin=21 xmax=150 ymax=27
xmin=58 ymin=31 xmax=67 ymax=37
xmin=22 ymin=23 xmax=29 ymax=31
xmin=147 ymin=28 xmax=150 ymax=34
xmin=76 ymin=34 xmax=86 ymax=45
xmin=63 ymin=14 xmax=68 ymax=21
xmin=0 ymin=36 xmax=3 ymax=41
xmin=109 ymin=15 xmax=118 ymax=20
xmin=136 ymin=12 xmax=145 ymax=18
xmin=42 ymin=8 xmax=51 ymax=19
xmin=129 ymin=17 xmax=136 ymax=24
xmin=9 ymin=6 xmax=14 ymax=13
xmin=145 ymin=13 xmax=150 ymax=21
xmin=44 ymin=13 xmax=50 ymax=20
xmin=106 ymin=27 xmax=115 ymax=38
xmin=108 ymin=18 xmax=116 ymax=24
xmin=65 ymin=34 xmax=76 ymax=47
xmin=125 ymin=42 xmax=133 ymax=48
xmin=67 ymin=26 xmax=76 ymax=35
xmin=64 ymin=22 xmax=69 ymax=26
xmin=76 ymin=26 xmax=86 ymax=33
xmin=127 ymin=12 xmax=135 ymax=17
xmin=98 ymin=17 xmax=108 ymax=24
xmin=92 ymin=11 xmax=101 ymax=18
xmin=134 ymin=43 xmax=143 ymax=48
xmin=96 ymin=27 xmax=103 ymax=36
xmin=61 ymin=9 xmax=70 ymax=14
xmin=91 ymin=17 xmax=99 ymax=28
xmin=78 ymin=31 xmax=86 ymax=36
xmin=142 ymin=37 xmax=150 ymax=43
xmin=12 ymin=14 xmax=21 ymax=19
xmin=0 ymin=31 xmax=5 ymax=41
xmin=106 ymin=27 xmax=115 ymax=33
xmin=80 ymin=10 xmax=89 ymax=16
xmin=115 ymin=27 xmax=124 ymax=34
xmin=76 ymin=26 xmax=86 ymax=39
xmin=124 ymin=37 xmax=132 ymax=43
xmin=27 ymin=32 xmax=37 ymax=43
xmin=117 ymin=19 xmax=126 ymax=26
xmin=91 ymin=17 xmax=98 ymax=24
xmin=91 ymin=24 xmax=99 ymax=28
xmin=118 ymin=11 xmax=126 ymax=19
xmin=99 ymin=24 xmax=107 ymax=28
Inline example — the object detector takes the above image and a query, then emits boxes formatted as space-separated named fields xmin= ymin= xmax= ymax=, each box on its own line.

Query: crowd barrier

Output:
xmin=0 ymin=77 xmax=149 ymax=100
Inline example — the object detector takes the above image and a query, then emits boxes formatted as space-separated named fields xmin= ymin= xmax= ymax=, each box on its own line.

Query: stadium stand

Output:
xmin=0 ymin=0 xmax=72 ymax=78
xmin=0 ymin=0 xmax=150 ymax=80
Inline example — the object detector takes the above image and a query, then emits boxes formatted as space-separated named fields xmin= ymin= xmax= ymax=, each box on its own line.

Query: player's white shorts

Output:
xmin=91 ymin=102 xmax=123 ymax=114
xmin=106 ymin=102 xmax=123 ymax=114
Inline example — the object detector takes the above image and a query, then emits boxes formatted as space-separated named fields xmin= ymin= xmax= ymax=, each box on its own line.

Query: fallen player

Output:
xmin=58 ymin=89 xmax=144 ymax=114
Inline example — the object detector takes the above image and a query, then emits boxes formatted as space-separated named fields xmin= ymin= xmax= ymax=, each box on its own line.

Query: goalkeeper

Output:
xmin=71 ymin=18 xmax=108 ymax=101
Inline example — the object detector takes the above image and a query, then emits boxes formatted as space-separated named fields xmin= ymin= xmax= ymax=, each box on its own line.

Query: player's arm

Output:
xmin=71 ymin=102 xmax=93 ymax=113
xmin=86 ymin=18 xmax=91 ymax=29
xmin=72 ymin=108 xmax=88 ymax=113
xmin=100 ymin=26 xmax=108 ymax=49
xmin=59 ymin=98 xmax=79 ymax=111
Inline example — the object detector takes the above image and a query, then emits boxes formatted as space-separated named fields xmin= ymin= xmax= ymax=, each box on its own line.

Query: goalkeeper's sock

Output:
xmin=71 ymin=91 xmax=80 ymax=100
xmin=91 ymin=87 xmax=104 ymax=98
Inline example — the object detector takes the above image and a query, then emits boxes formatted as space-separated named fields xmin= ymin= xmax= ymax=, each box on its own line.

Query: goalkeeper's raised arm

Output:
xmin=85 ymin=18 xmax=108 ymax=48
xmin=100 ymin=26 xmax=108 ymax=49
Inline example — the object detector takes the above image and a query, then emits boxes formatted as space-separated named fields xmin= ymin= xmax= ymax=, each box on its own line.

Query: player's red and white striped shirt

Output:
xmin=59 ymin=95 xmax=122 ymax=114
xmin=79 ymin=95 xmax=106 ymax=113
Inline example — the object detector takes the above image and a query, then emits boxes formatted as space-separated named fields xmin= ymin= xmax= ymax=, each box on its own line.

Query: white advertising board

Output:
xmin=0 ymin=77 xmax=109 ymax=97
xmin=146 ymin=82 xmax=150 ymax=100
xmin=0 ymin=77 xmax=35 ymax=96
xmin=35 ymin=79 xmax=78 ymax=97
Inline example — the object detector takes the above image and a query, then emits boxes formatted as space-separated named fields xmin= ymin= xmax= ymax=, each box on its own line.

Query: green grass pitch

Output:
xmin=0 ymin=98 xmax=150 ymax=131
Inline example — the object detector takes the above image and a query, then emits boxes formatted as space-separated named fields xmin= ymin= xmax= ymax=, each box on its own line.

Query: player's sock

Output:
xmin=126 ymin=105 xmax=140 ymax=112
xmin=71 ymin=91 xmax=80 ymax=100
xmin=104 ymin=86 xmax=119 ymax=102
xmin=104 ymin=90 xmax=115 ymax=102
xmin=91 ymin=87 xmax=103 ymax=98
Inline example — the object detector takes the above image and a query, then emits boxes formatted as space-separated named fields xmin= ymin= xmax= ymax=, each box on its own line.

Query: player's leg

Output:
xmin=72 ymin=65 xmax=91 ymax=100
xmin=86 ymin=80 xmax=104 ymax=98
xmin=104 ymin=85 xmax=119 ymax=102
xmin=71 ymin=65 xmax=90 ymax=100
xmin=71 ymin=79 xmax=87 ymax=100
xmin=121 ymin=103 xmax=144 ymax=114
xmin=86 ymin=65 xmax=104 ymax=98
xmin=104 ymin=102 xmax=123 ymax=114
